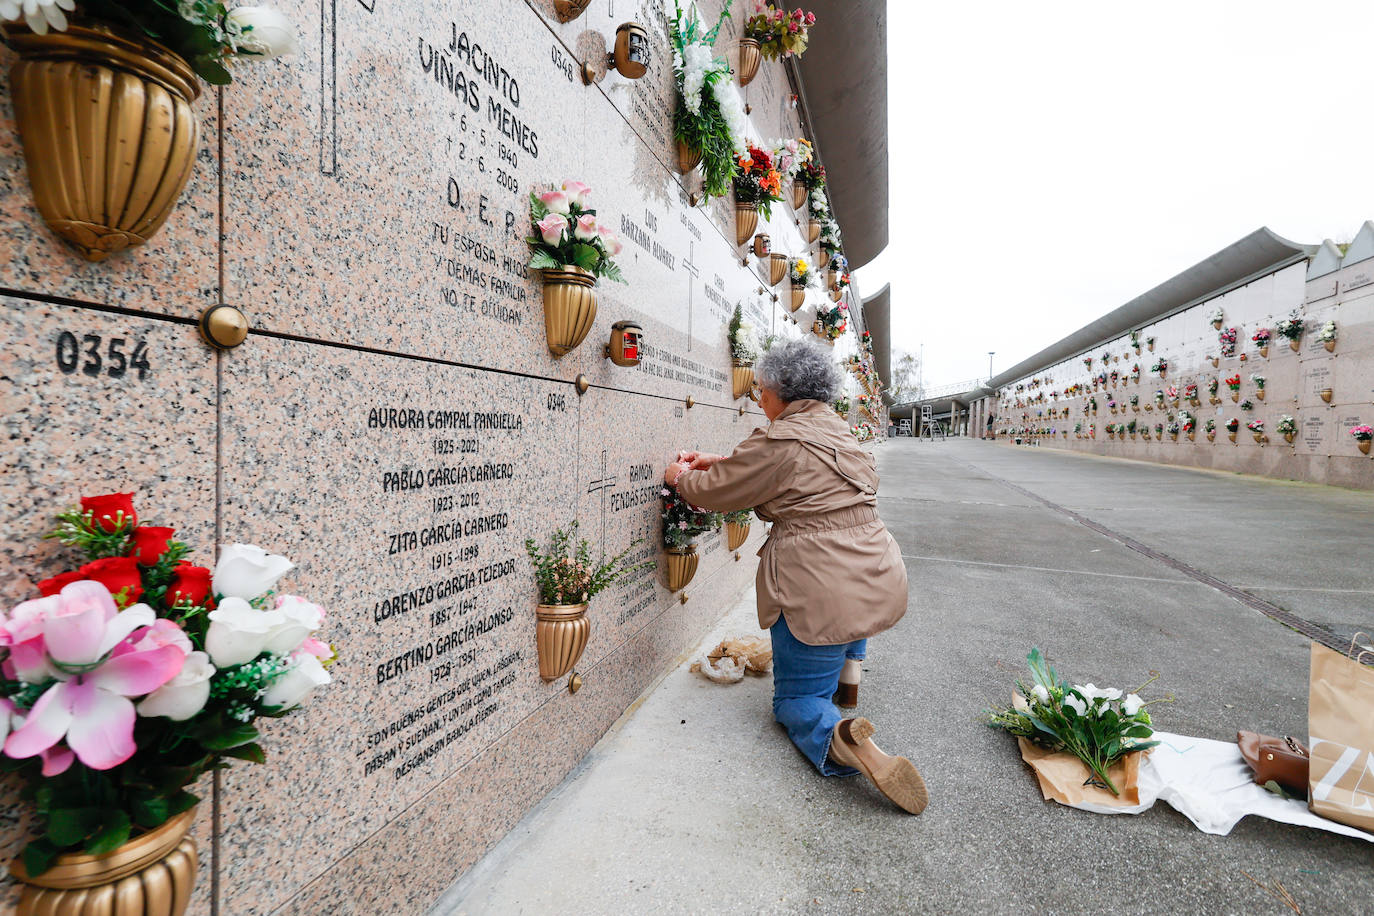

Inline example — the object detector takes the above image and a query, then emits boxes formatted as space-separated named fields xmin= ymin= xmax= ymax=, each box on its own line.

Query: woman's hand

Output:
xmin=664 ymin=461 xmax=690 ymax=486
xmin=688 ymin=453 xmax=725 ymax=470
xmin=676 ymin=450 xmax=701 ymax=464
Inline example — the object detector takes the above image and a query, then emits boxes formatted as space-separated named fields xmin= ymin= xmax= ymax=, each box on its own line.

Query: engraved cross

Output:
xmin=682 ymin=240 xmax=700 ymax=348
xmin=587 ymin=450 xmax=618 ymax=545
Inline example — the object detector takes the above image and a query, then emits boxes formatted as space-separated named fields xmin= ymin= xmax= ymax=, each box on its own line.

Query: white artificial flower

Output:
xmin=2 ymin=0 xmax=74 ymax=34
xmin=263 ymin=594 xmax=326 ymax=655
xmin=226 ymin=6 xmax=299 ymax=58
xmin=1031 ymin=684 xmax=1050 ymax=705
xmin=1122 ymin=694 xmax=1144 ymax=716
xmin=213 ymin=544 xmax=295 ymax=600
xmin=710 ymin=76 xmax=748 ymax=155
xmin=262 ymin=653 xmax=331 ymax=709
xmin=137 ymin=651 xmax=215 ymax=721
xmin=205 ymin=597 xmax=285 ymax=667
xmin=1063 ymin=693 xmax=1087 ymax=716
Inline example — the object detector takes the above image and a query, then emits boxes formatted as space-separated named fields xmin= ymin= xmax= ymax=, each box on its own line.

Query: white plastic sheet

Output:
xmin=1067 ymin=731 xmax=1374 ymax=843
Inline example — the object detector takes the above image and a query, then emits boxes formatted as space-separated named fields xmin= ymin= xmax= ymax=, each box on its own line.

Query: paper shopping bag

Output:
xmin=1308 ymin=640 xmax=1374 ymax=831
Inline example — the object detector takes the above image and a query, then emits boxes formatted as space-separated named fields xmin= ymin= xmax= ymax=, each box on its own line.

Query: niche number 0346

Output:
xmin=55 ymin=331 xmax=151 ymax=380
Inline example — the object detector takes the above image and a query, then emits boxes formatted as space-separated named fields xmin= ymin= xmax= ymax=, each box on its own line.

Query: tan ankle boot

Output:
xmin=829 ymin=717 xmax=929 ymax=815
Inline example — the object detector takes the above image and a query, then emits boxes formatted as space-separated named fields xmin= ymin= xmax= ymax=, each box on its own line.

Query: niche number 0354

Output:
xmin=55 ymin=331 xmax=151 ymax=380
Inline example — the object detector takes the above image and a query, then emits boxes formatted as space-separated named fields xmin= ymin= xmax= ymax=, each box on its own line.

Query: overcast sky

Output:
xmin=857 ymin=0 xmax=1374 ymax=390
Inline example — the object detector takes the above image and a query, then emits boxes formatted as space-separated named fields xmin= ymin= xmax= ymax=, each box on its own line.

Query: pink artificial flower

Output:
xmin=3 ymin=581 xmax=185 ymax=771
xmin=789 ymin=22 xmax=799 ymax=32
xmin=120 ymin=618 xmax=193 ymax=657
xmin=573 ymin=214 xmax=598 ymax=242
xmin=805 ymin=11 xmax=815 ymax=24
xmin=2 ymin=597 xmax=58 ymax=683
xmin=298 ymin=636 xmax=333 ymax=660
xmin=597 ymin=224 xmax=624 ymax=257
xmin=536 ymin=213 xmax=568 ymax=246
xmin=538 ymin=190 xmax=570 ymax=214
xmin=562 ymin=180 xmax=592 ymax=208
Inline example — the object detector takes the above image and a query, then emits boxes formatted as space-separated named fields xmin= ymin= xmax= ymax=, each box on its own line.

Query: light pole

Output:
xmin=987 ymin=351 xmax=995 ymax=382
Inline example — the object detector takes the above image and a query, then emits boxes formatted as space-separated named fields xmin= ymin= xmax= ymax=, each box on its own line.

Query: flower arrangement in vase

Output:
xmin=1351 ymin=425 xmax=1373 ymax=455
xmin=1130 ymin=330 xmax=1141 ymax=353
xmin=793 ymin=159 xmax=825 ymax=210
xmin=1207 ymin=377 xmax=1220 ymax=403
xmin=671 ymin=1 xmax=748 ymax=199
xmin=1178 ymin=410 xmax=1195 ymax=440
xmin=1205 ymin=418 xmax=1216 ymax=441
xmin=788 ymin=256 xmax=814 ymax=312
xmin=1146 ymin=336 xmax=1156 ymax=351
xmin=1250 ymin=374 xmax=1266 ymax=400
xmin=528 ymin=182 xmax=625 ymax=357
xmin=1151 ymin=359 xmax=1167 ymax=378
xmin=525 ymin=522 xmax=651 ymax=681
xmin=1167 ymin=421 xmax=1180 ymax=440
xmin=727 ymin=302 xmax=761 ymax=398
xmin=1153 ymin=423 xmax=1164 ymax=439
xmin=1276 ymin=415 xmax=1297 ymax=443
xmin=1224 ymin=374 xmax=1241 ymax=401
xmin=1153 ymin=389 xmax=1165 ymax=408
xmin=812 ymin=301 xmax=848 ymax=344
xmin=1247 ymin=418 xmax=1265 ymax=443
xmin=1318 ymin=321 xmax=1337 ymax=352
xmin=1127 ymin=419 xmax=1138 ymax=438
xmin=1239 ymin=398 xmax=1254 ymax=412
xmin=733 ymin=144 xmax=783 ymax=244
xmin=1165 ymin=385 xmax=1179 ymax=407
xmin=1129 ymin=394 xmax=1139 ymax=411
xmin=1209 ymin=306 xmax=1225 ymax=329
xmin=833 ymin=396 xmax=851 ymax=417
xmin=805 ymin=187 xmax=830 ymax=244
xmin=1130 ymin=364 xmax=1141 ymax=383
xmin=1183 ymin=383 xmax=1198 ymax=404
xmin=1 ymin=492 xmax=332 ymax=900
xmin=743 ymin=1 xmax=815 ymax=61
xmin=1275 ymin=311 xmax=1304 ymax=351
xmin=1251 ymin=327 xmax=1271 ymax=357
xmin=662 ymin=485 xmax=721 ymax=590
xmin=2 ymin=1 xmax=296 ymax=261
xmin=1083 ymin=357 xmax=1093 ymax=371
xmin=1219 ymin=326 xmax=1238 ymax=358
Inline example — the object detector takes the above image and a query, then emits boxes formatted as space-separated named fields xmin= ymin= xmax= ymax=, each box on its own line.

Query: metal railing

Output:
xmin=912 ymin=377 xmax=987 ymax=401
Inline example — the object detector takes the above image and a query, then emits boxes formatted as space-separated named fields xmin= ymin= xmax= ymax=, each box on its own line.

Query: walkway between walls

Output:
xmin=429 ymin=439 xmax=1374 ymax=916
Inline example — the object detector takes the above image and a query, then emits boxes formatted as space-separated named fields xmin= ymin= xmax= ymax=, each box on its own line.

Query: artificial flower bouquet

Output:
xmin=1351 ymin=425 xmax=1374 ymax=442
xmin=671 ymin=1 xmax=747 ymax=200
xmin=1275 ymin=311 xmax=1304 ymax=341
xmin=733 ymin=144 xmax=784 ymax=219
xmin=1225 ymin=417 xmax=1240 ymax=433
xmin=1151 ymin=359 xmax=1167 ymax=376
xmin=771 ymin=136 xmax=813 ymax=182
xmin=661 ymin=485 xmax=721 ymax=550
xmin=524 ymin=520 xmax=651 ymax=606
xmin=743 ymin=1 xmax=815 ymax=60
xmin=1247 ymin=419 xmax=1264 ymax=435
xmin=1219 ymin=326 xmax=1238 ymax=357
xmin=986 ymin=649 xmax=1161 ymax=797
xmin=527 ymin=181 xmax=625 ymax=281
xmin=0 ymin=492 xmax=332 ymax=875
xmin=789 ymin=255 xmax=814 ymax=287
xmin=1 ymin=0 xmax=299 ymax=84
xmin=1224 ymin=374 xmax=1242 ymax=392
xmin=1251 ymin=327 xmax=1271 ymax=348
xmin=1276 ymin=415 xmax=1297 ymax=437
xmin=832 ymin=396 xmax=851 ymax=416
xmin=795 ymin=160 xmax=825 ymax=191
xmin=1318 ymin=321 xmax=1337 ymax=343
xmin=813 ymin=301 xmax=848 ymax=340
xmin=727 ymin=301 xmax=761 ymax=363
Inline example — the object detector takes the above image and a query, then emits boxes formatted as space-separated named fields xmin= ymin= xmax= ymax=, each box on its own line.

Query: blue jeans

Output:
xmin=770 ymin=614 xmax=868 ymax=777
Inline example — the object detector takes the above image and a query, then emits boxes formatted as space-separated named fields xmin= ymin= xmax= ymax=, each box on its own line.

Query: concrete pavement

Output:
xmin=433 ymin=439 xmax=1374 ymax=915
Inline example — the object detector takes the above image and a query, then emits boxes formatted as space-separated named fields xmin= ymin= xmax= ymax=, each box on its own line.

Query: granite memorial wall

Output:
xmin=0 ymin=1 xmax=857 ymax=912
xmin=987 ymin=228 xmax=1374 ymax=491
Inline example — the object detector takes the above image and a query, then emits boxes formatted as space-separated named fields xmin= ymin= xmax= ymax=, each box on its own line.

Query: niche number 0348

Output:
xmin=55 ymin=331 xmax=151 ymax=380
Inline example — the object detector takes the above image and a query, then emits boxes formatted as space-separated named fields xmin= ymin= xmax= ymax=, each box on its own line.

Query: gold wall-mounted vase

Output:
xmin=1324 ymin=340 xmax=1336 ymax=353
xmin=536 ymin=603 xmax=590 ymax=681
xmin=731 ymin=360 xmax=755 ymax=400
xmin=1359 ymin=439 xmax=1371 ymax=455
xmin=1289 ymin=338 xmax=1301 ymax=352
xmin=734 ymin=203 xmax=758 ymax=246
xmin=737 ymin=38 xmax=761 ymax=86
xmin=675 ymin=138 xmax=702 ymax=175
xmin=541 ymin=266 xmax=598 ymax=357
xmin=789 ymin=284 xmax=805 ymax=313
xmin=768 ymin=252 xmax=788 ymax=286
xmin=1319 ymin=388 xmax=1333 ymax=403
xmin=664 ymin=546 xmax=699 ymax=592
xmin=806 ymin=219 xmax=821 ymax=244
xmin=726 ymin=522 xmax=750 ymax=551
xmin=791 ymin=183 xmax=807 ymax=210
xmin=553 ymin=0 xmax=593 ymax=22
xmin=6 ymin=23 xmax=202 ymax=262
xmin=829 ymin=287 xmax=842 ymax=303
xmin=11 ymin=807 xmax=198 ymax=916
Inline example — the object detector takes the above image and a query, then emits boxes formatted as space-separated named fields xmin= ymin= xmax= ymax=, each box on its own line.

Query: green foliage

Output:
xmin=662 ymin=486 xmax=722 ymax=550
xmin=671 ymin=2 xmax=739 ymax=201
xmin=82 ymin=0 xmax=237 ymax=85
xmin=524 ymin=520 xmax=653 ymax=605
xmin=724 ymin=509 xmax=753 ymax=525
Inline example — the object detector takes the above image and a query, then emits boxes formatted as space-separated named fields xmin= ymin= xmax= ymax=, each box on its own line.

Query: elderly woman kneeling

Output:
xmin=665 ymin=339 xmax=925 ymax=814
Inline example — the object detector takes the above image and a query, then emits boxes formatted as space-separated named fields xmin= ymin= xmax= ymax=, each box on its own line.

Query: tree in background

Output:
xmin=888 ymin=350 xmax=919 ymax=402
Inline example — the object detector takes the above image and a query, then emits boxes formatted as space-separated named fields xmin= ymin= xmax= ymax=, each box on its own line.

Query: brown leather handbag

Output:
xmin=1237 ymin=731 xmax=1310 ymax=796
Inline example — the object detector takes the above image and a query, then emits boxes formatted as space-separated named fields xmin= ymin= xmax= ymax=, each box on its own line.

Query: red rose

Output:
xmin=81 ymin=493 xmax=137 ymax=533
xmin=167 ymin=562 xmax=213 ymax=609
xmin=37 ymin=569 xmax=84 ymax=596
xmin=78 ymin=556 xmax=143 ymax=607
xmin=129 ymin=526 xmax=176 ymax=566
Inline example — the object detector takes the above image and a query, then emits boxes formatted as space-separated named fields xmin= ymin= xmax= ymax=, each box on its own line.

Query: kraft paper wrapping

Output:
xmin=1308 ymin=641 xmax=1374 ymax=832
xmin=1017 ymin=738 xmax=1144 ymax=808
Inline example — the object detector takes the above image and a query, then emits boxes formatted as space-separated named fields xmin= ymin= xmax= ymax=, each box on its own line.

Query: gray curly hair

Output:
xmin=755 ymin=338 xmax=840 ymax=403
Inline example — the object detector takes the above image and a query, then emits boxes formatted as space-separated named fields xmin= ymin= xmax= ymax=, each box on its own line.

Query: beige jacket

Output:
xmin=677 ymin=398 xmax=908 ymax=645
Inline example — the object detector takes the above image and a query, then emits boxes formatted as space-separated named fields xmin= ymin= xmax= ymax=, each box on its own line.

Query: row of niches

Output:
xmin=1002 ymin=412 xmax=1373 ymax=457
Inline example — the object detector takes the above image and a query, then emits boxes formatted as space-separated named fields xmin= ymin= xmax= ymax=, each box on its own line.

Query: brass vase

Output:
xmin=737 ymin=38 xmax=761 ymax=86
xmin=1256 ymin=389 xmax=1265 ymax=401
xmin=768 ymin=252 xmax=788 ymax=286
xmin=553 ymin=0 xmax=593 ymax=21
xmin=731 ymin=360 xmax=755 ymax=400
xmin=791 ymin=183 xmax=807 ymax=210
xmin=735 ymin=202 xmax=758 ymax=246
xmin=726 ymin=521 xmax=750 ymax=551
xmin=1320 ymin=388 xmax=1333 ymax=403
xmin=1359 ymin=439 xmax=1371 ymax=455
xmin=1289 ymin=338 xmax=1301 ymax=352
xmin=1324 ymin=340 xmax=1336 ymax=353
xmin=541 ymin=266 xmax=598 ymax=357
xmin=5 ymin=23 xmax=202 ymax=262
xmin=1228 ymin=431 xmax=1237 ymax=443
xmin=1252 ymin=432 xmax=1264 ymax=444
xmin=665 ymin=545 xmax=699 ymax=591
xmin=818 ymin=248 xmax=831 ymax=270
xmin=535 ymin=603 xmax=590 ymax=681
xmin=1213 ymin=319 xmax=1223 ymax=330
xmin=1283 ymin=432 xmax=1295 ymax=444
xmin=1259 ymin=346 xmax=1269 ymax=358
xmin=11 ymin=808 xmax=198 ymax=916
xmin=789 ymin=283 xmax=806 ymax=312
xmin=675 ymin=138 xmax=702 ymax=175
xmin=806 ymin=219 xmax=821 ymax=244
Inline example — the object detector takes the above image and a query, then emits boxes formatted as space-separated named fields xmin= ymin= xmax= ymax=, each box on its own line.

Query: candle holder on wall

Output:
xmin=604 ymin=320 xmax=643 ymax=366
xmin=583 ymin=22 xmax=650 ymax=83
xmin=752 ymin=233 xmax=771 ymax=258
